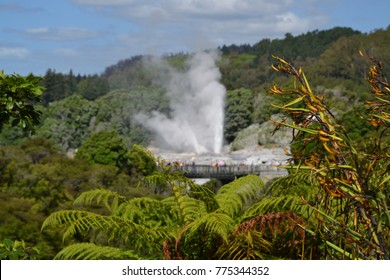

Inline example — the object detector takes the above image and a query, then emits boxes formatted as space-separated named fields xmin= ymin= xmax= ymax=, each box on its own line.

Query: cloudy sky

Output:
xmin=1 ymin=0 xmax=389 ymax=76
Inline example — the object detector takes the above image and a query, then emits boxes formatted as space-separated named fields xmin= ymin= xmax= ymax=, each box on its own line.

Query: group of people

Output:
xmin=162 ymin=159 xmax=228 ymax=167
xmin=210 ymin=160 xmax=226 ymax=167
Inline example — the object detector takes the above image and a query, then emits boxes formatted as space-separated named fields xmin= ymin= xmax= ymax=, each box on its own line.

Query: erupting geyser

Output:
xmin=136 ymin=51 xmax=225 ymax=154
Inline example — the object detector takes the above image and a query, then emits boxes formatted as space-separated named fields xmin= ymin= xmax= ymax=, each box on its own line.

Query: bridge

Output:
xmin=170 ymin=164 xmax=287 ymax=181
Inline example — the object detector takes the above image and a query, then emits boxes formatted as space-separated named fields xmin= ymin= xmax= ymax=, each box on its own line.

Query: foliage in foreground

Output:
xmin=268 ymin=53 xmax=389 ymax=259
xmin=43 ymin=153 xmax=320 ymax=260
xmin=0 ymin=238 xmax=39 ymax=260
xmin=0 ymin=71 xmax=43 ymax=132
xmin=0 ymin=137 xmax=163 ymax=259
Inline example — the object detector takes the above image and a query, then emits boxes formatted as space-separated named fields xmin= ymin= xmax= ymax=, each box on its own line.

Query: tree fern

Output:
xmin=235 ymin=212 xmax=308 ymax=259
xmin=184 ymin=211 xmax=235 ymax=242
xmin=187 ymin=183 xmax=219 ymax=212
xmin=244 ymin=195 xmax=311 ymax=219
xmin=166 ymin=211 xmax=235 ymax=260
xmin=114 ymin=197 xmax=180 ymax=227
xmin=215 ymin=174 xmax=265 ymax=217
xmin=54 ymin=243 xmax=141 ymax=260
xmin=42 ymin=210 xmax=167 ymax=245
xmin=73 ymin=189 xmax=126 ymax=213
xmin=140 ymin=158 xmax=196 ymax=195
xmin=174 ymin=191 xmax=207 ymax=223
xmin=217 ymin=230 xmax=272 ymax=260
xmin=243 ymin=172 xmax=319 ymax=219
xmin=266 ymin=172 xmax=319 ymax=197
xmin=140 ymin=158 xmax=205 ymax=224
xmin=162 ymin=179 xmax=205 ymax=224
xmin=42 ymin=210 xmax=91 ymax=237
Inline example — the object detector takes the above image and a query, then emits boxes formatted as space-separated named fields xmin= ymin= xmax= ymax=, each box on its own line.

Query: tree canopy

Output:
xmin=0 ymin=71 xmax=43 ymax=132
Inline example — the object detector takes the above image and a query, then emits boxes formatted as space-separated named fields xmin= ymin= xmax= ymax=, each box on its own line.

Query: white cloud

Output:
xmin=0 ymin=47 xmax=29 ymax=59
xmin=74 ymin=0 xmax=292 ymax=21
xmin=73 ymin=0 xmax=294 ymax=16
xmin=72 ymin=0 xmax=328 ymax=48
xmin=23 ymin=27 xmax=102 ymax=41
xmin=1 ymin=0 xmax=334 ymax=76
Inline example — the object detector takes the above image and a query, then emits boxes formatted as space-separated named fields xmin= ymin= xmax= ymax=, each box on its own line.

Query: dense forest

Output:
xmin=0 ymin=26 xmax=389 ymax=260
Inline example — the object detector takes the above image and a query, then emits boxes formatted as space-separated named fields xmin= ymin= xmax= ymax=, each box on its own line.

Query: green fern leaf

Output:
xmin=244 ymin=195 xmax=310 ymax=219
xmin=42 ymin=210 xmax=91 ymax=230
xmin=216 ymin=175 xmax=265 ymax=217
xmin=54 ymin=243 xmax=141 ymax=260
xmin=114 ymin=197 xmax=180 ymax=227
xmin=217 ymin=230 xmax=271 ymax=260
xmin=73 ymin=189 xmax=126 ymax=213
xmin=188 ymin=183 xmax=219 ymax=212
xmin=185 ymin=211 xmax=235 ymax=242
xmin=42 ymin=210 xmax=167 ymax=244
xmin=169 ymin=182 xmax=206 ymax=223
xmin=267 ymin=172 xmax=318 ymax=198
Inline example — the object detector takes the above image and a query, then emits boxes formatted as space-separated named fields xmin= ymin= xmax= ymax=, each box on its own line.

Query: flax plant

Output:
xmin=268 ymin=54 xmax=389 ymax=259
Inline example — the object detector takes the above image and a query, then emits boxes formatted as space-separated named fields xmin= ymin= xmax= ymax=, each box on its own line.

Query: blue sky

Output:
xmin=1 ymin=0 xmax=389 ymax=76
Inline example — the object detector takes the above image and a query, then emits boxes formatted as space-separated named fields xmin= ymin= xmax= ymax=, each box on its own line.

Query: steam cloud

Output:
xmin=136 ymin=51 xmax=226 ymax=154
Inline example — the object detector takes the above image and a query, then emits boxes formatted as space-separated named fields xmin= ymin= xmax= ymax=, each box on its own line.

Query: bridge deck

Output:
xmin=170 ymin=164 xmax=286 ymax=180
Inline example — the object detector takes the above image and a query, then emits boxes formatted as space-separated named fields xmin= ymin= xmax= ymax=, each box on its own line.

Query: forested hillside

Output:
xmin=1 ymin=26 xmax=389 ymax=260
xmin=2 ymin=26 xmax=390 ymax=149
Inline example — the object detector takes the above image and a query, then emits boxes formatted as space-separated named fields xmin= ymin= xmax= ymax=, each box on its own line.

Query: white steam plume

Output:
xmin=136 ymin=51 xmax=225 ymax=154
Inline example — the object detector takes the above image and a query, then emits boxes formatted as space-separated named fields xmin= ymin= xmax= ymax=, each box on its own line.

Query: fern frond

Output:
xmin=65 ymin=214 xmax=166 ymax=242
xmin=114 ymin=197 xmax=180 ymax=227
xmin=170 ymin=182 xmax=206 ymax=223
xmin=178 ymin=195 xmax=206 ymax=223
xmin=235 ymin=212 xmax=307 ymax=259
xmin=237 ymin=211 xmax=305 ymax=235
xmin=188 ymin=183 xmax=219 ymax=212
xmin=54 ymin=243 xmax=141 ymax=260
xmin=184 ymin=211 xmax=235 ymax=242
xmin=244 ymin=195 xmax=311 ymax=219
xmin=73 ymin=189 xmax=126 ymax=213
xmin=42 ymin=210 xmax=167 ymax=243
xmin=140 ymin=166 xmax=195 ymax=193
xmin=217 ymin=230 xmax=271 ymax=260
xmin=42 ymin=210 xmax=91 ymax=231
xmin=267 ymin=172 xmax=319 ymax=198
xmin=216 ymin=175 xmax=265 ymax=217
xmin=160 ymin=196 xmax=178 ymax=208
xmin=140 ymin=172 xmax=169 ymax=190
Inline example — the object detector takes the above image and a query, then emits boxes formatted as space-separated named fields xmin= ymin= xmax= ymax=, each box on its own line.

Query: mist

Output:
xmin=136 ymin=51 xmax=226 ymax=154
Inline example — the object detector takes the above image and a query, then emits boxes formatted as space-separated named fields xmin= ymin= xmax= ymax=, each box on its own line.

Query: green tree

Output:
xmin=77 ymin=75 xmax=110 ymax=100
xmin=41 ymin=69 xmax=69 ymax=104
xmin=94 ymin=87 xmax=168 ymax=146
xmin=76 ymin=130 xmax=128 ymax=168
xmin=126 ymin=144 xmax=157 ymax=176
xmin=0 ymin=71 xmax=43 ymax=131
xmin=37 ymin=94 xmax=98 ymax=150
xmin=224 ymin=88 xmax=254 ymax=142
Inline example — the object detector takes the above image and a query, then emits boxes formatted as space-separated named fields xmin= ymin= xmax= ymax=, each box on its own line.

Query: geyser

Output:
xmin=137 ymin=51 xmax=226 ymax=154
